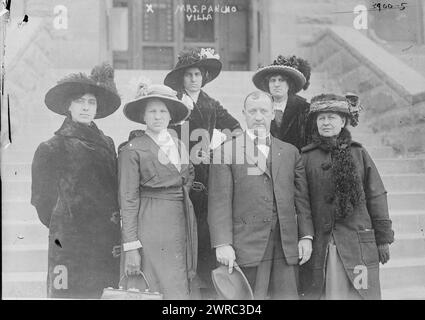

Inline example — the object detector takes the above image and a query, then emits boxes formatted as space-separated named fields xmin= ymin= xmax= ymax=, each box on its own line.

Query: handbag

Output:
xmin=101 ymin=272 xmax=163 ymax=300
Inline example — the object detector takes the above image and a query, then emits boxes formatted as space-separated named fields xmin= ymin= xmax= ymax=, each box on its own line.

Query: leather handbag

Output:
xmin=101 ymin=272 xmax=163 ymax=300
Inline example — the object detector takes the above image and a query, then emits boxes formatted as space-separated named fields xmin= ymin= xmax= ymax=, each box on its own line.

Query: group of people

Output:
xmin=31 ymin=47 xmax=394 ymax=300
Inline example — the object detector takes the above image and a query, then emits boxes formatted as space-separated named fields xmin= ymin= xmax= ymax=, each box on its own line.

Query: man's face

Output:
xmin=268 ymin=74 xmax=289 ymax=100
xmin=68 ymin=93 xmax=97 ymax=124
xmin=243 ymin=94 xmax=275 ymax=135
xmin=183 ymin=67 xmax=203 ymax=93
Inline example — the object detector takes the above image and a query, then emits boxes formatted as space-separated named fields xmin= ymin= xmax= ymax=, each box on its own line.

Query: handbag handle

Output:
xmin=119 ymin=272 xmax=151 ymax=291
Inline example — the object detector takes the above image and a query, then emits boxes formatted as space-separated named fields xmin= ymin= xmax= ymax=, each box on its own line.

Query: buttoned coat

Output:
xmin=300 ymin=141 xmax=394 ymax=299
xmin=208 ymin=133 xmax=314 ymax=268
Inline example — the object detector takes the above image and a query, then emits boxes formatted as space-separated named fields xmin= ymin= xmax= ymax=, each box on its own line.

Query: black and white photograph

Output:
xmin=1 ymin=0 xmax=425 ymax=303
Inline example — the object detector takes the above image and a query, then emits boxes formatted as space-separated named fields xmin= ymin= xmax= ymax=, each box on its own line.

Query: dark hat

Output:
xmin=123 ymin=84 xmax=190 ymax=125
xmin=211 ymin=265 xmax=254 ymax=300
xmin=253 ymin=55 xmax=308 ymax=94
xmin=164 ymin=47 xmax=222 ymax=91
xmin=309 ymin=93 xmax=363 ymax=127
xmin=45 ymin=63 xmax=121 ymax=119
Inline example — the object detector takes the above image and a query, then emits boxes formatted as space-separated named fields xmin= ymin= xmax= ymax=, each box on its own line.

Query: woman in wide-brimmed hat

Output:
xmin=119 ymin=83 xmax=199 ymax=299
xmin=299 ymin=93 xmax=394 ymax=300
xmin=252 ymin=55 xmax=312 ymax=150
xmin=164 ymin=47 xmax=241 ymax=298
xmin=31 ymin=63 xmax=122 ymax=299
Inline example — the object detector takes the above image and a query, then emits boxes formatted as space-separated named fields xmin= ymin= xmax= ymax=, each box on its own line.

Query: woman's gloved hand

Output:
xmin=377 ymin=243 xmax=390 ymax=264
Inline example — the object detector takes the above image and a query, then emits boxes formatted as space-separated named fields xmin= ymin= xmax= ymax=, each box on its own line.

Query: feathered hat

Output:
xmin=123 ymin=81 xmax=190 ymax=125
xmin=164 ymin=47 xmax=222 ymax=91
xmin=309 ymin=93 xmax=363 ymax=127
xmin=252 ymin=55 xmax=310 ymax=94
xmin=45 ymin=62 xmax=121 ymax=119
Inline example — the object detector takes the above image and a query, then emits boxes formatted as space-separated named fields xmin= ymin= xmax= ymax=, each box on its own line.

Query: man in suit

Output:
xmin=208 ymin=91 xmax=314 ymax=299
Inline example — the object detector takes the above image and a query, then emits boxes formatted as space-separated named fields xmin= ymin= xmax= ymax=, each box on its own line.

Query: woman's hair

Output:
xmin=63 ymin=91 xmax=98 ymax=118
xmin=263 ymin=73 xmax=296 ymax=96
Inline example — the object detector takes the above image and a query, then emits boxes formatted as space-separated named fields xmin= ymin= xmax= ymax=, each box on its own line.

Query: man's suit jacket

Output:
xmin=208 ymin=133 xmax=314 ymax=267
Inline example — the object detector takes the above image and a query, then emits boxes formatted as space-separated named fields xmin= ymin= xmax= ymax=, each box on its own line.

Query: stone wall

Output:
xmin=305 ymin=26 xmax=425 ymax=155
xmin=9 ymin=0 xmax=111 ymax=69
xmin=2 ymin=17 xmax=56 ymax=147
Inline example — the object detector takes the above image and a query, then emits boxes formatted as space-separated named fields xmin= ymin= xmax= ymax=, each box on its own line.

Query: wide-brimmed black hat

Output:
xmin=123 ymin=84 xmax=190 ymax=125
xmin=309 ymin=93 xmax=363 ymax=127
xmin=45 ymin=63 xmax=121 ymax=119
xmin=164 ymin=48 xmax=222 ymax=91
xmin=253 ymin=55 xmax=308 ymax=94
xmin=211 ymin=265 xmax=254 ymax=300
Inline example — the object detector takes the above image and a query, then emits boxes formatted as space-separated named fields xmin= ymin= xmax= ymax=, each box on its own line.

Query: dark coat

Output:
xmin=31 ymin=117 xmax=121 ymax=299
xmin=170 ymin=89 xmax=242 ymax=288
xmin=300 ymin=139 xmax=394 ymax=300
xmin=270 ymin=94 xmax=311 ymax=151
xmin=208 ymin=133 xmax=314 ymax=267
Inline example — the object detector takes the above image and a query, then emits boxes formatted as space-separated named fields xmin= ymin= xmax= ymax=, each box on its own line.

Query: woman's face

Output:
xmin=268 ymin=75 xmax=289 ymax=100
xmin=183 ymin=67 xmax=203 ymax=93
xmin=68 ymin=93 xmax=97 ymax=124
xmin=316 ymin=112 xmax=346 ymax=137
xmin=144 ymin=99 xmax=171 ymax=133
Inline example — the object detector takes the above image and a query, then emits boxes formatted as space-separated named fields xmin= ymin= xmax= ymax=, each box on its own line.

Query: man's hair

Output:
xmin=243 ymin=91 xmax=273 ymax=109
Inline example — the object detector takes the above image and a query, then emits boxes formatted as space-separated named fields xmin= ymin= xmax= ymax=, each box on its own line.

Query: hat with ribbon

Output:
xmin=123 ymin=83 xmax=190 ymax=125
xmin=164 ymin=47 xmax=222 ymax=91
xmin=45 ymin=62 xmax=121 ymax=119
xmin=211 ymin=264 xmax=254 ymax=300
xmin=309 ymin=93 xmax=363 ymax=127
xmin=253 ymin=55 xmax=309 ymax=94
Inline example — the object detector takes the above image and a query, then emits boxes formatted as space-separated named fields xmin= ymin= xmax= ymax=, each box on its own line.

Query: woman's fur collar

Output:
xmin=312 ymin=128 xmax=365 ymax=220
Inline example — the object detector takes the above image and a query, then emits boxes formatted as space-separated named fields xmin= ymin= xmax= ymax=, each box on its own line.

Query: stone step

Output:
xmin=382 ymin=285 xmax=425 ymax=300
xmin=2 ymin=200 xmax=38 ymax=221
xmin=3 ymin=245 xmax=48 ymax=273
xmin=388 ymin=192 xmax=425 ymax=211
xmin=391 ymin=210 xmax=425 ymax=234
xmin=389 ymin=233 xmax=425 ymax=259
xmin=2 ymin=258 xmax=424 ymax=298
xmin=381 ymin=174 xmax=425 ymax=192
xmin=367 ymin=146 xmax=395 ymax=159
xmin=1 ymin=222 xmax=422 ymax=272
xmin=2 ymin=221 xmax=48 ymax=246
xmin=6 ymin=173 xmax=424 ymax=201
xmin=380 ymin=258 xmax=425 ymax=290
xmin=374 ymin=158 xmax=425 ymax=175
xmin=2 ymin=272 xmax=47 ymax=299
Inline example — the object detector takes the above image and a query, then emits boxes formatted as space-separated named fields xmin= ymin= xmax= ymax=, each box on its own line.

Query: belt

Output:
xmin=139 ymin=186 xmax=184 ymax=201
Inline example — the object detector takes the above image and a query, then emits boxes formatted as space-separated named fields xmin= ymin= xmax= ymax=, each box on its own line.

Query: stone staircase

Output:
xmin=2 ymin=70 xmax=425 ymax=299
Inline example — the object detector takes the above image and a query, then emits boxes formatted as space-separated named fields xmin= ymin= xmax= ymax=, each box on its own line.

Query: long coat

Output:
xmin=208 ymin=133 xmax=314 ymax=268
xmin=300 ymin=140 xmax=394 ymax=299
xmin=118 ymin=133 xmax=198 ymax=299
xmin=31 ymin=117 xmax=121 ymax=299
xmin=170 ymin=89 xmax=241 ymax=288
xmin=270 ymin=94 xmax=311 ymax=151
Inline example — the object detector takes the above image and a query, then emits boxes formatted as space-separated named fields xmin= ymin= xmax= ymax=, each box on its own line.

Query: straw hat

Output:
xmin=123 ymin=84 xmax=190 ymax=125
